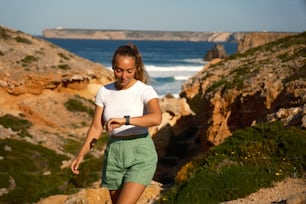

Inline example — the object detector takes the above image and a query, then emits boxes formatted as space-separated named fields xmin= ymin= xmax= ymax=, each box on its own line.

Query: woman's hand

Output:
xmin=70 ymin=156 xmax=83 ymax=175
xmin=107 ymin=118 xmax=125 ymax=132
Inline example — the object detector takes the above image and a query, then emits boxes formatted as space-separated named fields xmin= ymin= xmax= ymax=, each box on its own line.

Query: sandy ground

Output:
xmin=221 ymin=177 xmax=306 ymax=204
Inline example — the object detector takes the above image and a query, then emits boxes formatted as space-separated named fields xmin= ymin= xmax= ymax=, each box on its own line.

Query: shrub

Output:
xmin=15 ymin=36 xmax=32 ymax=44
xmin=0 ymin=27 xmax=9 ymax=39
xmin=0 ymin=114 xmax=32 ymax=137
xmin=58 ymin=52 xmax=70 ymax=60
xmin=64 ymin=96 xmax=94 ymax=117
xmin=0 ymin=139 xmax=103 ymax=203
xmin=21 ymin=55 xmax=37 ymax=64
xmin=159 ymin=122 xmax=306 ymax=203
xmin=58 ymin=64 xmax=70 ymax=70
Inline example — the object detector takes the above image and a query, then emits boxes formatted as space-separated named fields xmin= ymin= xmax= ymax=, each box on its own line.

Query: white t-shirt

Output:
xmin=95 ymin=80 xmax=159 ymax=136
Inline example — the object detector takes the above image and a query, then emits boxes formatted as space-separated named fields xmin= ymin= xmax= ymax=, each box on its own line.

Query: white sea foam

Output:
xmin=174 ymin=76 xmax=190 ymax=80
xmin=145 ymin=65 xmax=204 ymax=72
xmin=177 ymin=58 xmax=206 ymax=64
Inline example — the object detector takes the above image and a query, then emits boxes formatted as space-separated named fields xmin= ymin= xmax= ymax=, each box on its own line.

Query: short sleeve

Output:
xmin=95 ymin=86 xmax=104 ymax=107
xmin=143 ymin=85 xmax=159 ymax=104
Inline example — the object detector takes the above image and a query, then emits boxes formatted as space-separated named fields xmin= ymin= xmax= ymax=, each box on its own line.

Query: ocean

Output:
xmin=44 ymin=38 xmax=237 ymax=97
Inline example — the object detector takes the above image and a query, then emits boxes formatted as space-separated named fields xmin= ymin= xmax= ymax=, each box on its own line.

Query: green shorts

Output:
xmin=101 ymin=134 xmax=158 ymax=190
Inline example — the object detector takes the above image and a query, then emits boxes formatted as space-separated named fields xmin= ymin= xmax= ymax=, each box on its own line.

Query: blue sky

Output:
xmin=0 ymin=0 xmax=305 ymax=35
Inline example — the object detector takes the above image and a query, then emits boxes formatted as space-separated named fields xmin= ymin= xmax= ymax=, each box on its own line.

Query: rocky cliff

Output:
xmin=43 ymin=28 xmax=297 ymax=51
xmin=150 ymin=32 xmax=306 ymax=187
xmin=0 ymin=24 xmax=115 ymax=161
xmin=0 ymin=26 xmax=114 ymax=97
xmin=43 ymin=28 xmax=242 ymax=42
xmin=237 ymin=32 xmax=297 ymax=52
xmin=181 ymin=32 xmax=305 ymax=147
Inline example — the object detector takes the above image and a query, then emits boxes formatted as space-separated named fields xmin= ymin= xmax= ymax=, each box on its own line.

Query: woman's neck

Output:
xmin=115 ymin=79 xmax=137 ymax=90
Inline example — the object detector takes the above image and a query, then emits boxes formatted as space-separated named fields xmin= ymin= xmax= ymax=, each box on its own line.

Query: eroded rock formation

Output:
xmin=237 ymin=32 xmax=296 ymax=53
xmin=181 ymin=32 xmax=306 ymax=148
xmin=204 ymin=44 xmax=227 ymax=61
xmin=0 ymin=25 xmax=114 ymax=96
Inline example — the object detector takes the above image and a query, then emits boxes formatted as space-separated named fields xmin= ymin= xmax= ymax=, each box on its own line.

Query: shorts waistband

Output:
xmin=109 ymin=133 xmax=149 ymax=140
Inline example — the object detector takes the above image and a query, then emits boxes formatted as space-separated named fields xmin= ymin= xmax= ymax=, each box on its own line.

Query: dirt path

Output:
xmin=221 ymin=177 xmax=306 ymax=204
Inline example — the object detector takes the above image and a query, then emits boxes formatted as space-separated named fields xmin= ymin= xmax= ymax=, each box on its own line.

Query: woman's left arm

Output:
xmin=107 ymin=98 xmax=162 ymax=131
xmin=132 ymin=98 xmax=162 ymax=127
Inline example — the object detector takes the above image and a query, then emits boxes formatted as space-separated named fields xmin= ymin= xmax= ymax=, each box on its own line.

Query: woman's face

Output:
xmin=113 ymin=55 xmax=136 ymax=89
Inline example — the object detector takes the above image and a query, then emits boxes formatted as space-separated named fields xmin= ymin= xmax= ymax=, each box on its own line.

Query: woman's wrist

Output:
xmin=124 ymin=115 xmax=130 ymax=125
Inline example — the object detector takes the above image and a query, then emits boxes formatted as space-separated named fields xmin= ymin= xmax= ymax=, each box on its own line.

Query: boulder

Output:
xmin=204 ymin=44 xmax=227 ymax=61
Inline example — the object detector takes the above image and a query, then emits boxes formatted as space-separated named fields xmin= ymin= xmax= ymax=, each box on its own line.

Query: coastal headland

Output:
xmin=43 ymin=28 xmax=246 ymax=42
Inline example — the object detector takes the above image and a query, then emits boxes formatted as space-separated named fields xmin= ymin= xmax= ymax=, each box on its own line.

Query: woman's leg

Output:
xmin=109 ymin=189 xmax=121 ymax=203
xmin=115 ymin=182 xmax=146 ymax=204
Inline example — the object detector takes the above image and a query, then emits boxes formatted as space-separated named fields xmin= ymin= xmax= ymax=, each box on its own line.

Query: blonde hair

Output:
xmin=112 ymin=43 xmax=150 ymax=84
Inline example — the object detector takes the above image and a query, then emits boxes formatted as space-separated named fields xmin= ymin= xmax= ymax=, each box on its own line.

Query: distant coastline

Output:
xmin=42 ymin=28 xmax=247 ymax=42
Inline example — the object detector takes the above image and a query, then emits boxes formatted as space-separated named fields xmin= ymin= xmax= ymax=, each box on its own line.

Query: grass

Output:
xmin=204 ymin=32 xmax=306 ymax=95
xmin=0 ymin=138 xmax=105 ymax=203
xmin=0 ymin=26 xmax=9 ymax=39
xmin=64 ymin=95 xmax=95 ymax=117
xmin=58 ymin=64 xmax=70 ymax=70
xmin=58 ymin=52 xmax=70 ymax=60
xmin=0 ymin=114 xmax=32 ymax=137
xmin=159 ymin=122 xmax=306 ymax=204
xmin=64 ymin=132 xmax=108 ymax=155
xmin=20 ymin=55 xmax=38 ymax=66
xmin=0 ymin=107 xmax=107 ymax=203
xmin=284 ymin=63 xmax=306 ymax=83
xmin=15 ymin=36 xmax=32 ymax=44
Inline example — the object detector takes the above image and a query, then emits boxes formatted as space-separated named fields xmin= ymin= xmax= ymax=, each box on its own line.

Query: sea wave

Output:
xmin=152 ymin=76 xmax=189 ymax=83
xmin=145 ymin=64 xmax=204 ymax=72
xmin=175 ymin=58 xmax=206 ymax=64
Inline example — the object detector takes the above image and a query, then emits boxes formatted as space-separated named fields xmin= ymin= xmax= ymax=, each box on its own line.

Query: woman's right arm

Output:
xmin=71 ymin=105 xmax=104 ymax=174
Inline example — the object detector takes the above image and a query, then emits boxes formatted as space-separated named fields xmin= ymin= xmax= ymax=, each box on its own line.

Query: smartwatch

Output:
xmin=124 ymin=115 xmax=130 ymax=125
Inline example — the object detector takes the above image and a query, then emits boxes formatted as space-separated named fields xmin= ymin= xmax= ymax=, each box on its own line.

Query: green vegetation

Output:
xmin=284 ymin=61 xmax=306 ymax=83
xmin=0 ymin=138 xmax=104 ymax=203
xmin=58 ymin=64 xmax=70 ymax=70
xmin=64 ymin=133 xmax=107 ymax=155
xmin=206 ymin=78 xmax=226 ymax=93
xmin=228 ymin=32 xmax=306 ymax=62
xmin=22 ymin=55 xmax=37 ymax=63
xmin=20 ymin=55 xmax=38 ymax=66
xmin=15 ymin=36 xmax=32 ymax=44
xmin=206 ymin=32 xmax=306 ymax=94
xmin=159 ymin=122 xmax=306 ymax=204
xmin=58 ymin=52 xmax=70 ymax=60
xmin=0 ymin=114 xmax=32 ymax=137
xmin=0 ymin=26 xmax=9 ymax=39
xmin=64 ymin=95 xmax=95 ymax=117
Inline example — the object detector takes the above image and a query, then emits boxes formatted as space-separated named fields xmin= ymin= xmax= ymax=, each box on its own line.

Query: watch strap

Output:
xmin=124 ymin=115 xmax=130 ymax=125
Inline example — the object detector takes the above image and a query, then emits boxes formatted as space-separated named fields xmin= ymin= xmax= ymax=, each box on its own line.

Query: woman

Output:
xmin=71 ymin=43 xmax=162 ymax=204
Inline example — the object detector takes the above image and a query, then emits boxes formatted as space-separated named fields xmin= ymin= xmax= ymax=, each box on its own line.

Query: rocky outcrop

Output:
xmin=43 ymin=28 xmax=215 ymax=41
xmin=42 ymin=28 xmax=245 ymax=42
xmin=37 ymin=181 xmax=163 ymax=204
xmin=0 ymin=25 xmax=114 ymax=96
xmin=237 ymin=32 xmax=296 ymax=53
xmin=204 ymin=44 xmax=227 ymax=61
xmin=180 ymin=32 xmax=306 ymax=149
